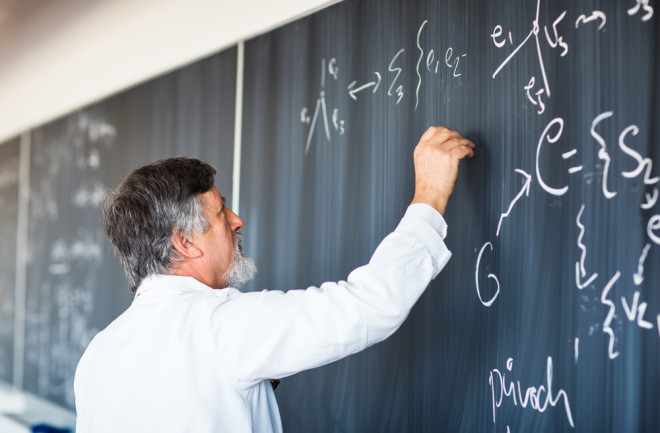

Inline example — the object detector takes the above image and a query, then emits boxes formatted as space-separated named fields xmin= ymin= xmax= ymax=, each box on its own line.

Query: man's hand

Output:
xmin=410 ymin=126 xmax=475 ymax=216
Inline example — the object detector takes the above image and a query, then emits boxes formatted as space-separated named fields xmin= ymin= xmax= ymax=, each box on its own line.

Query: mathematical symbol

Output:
xmin=302 ymin=58 xmax=340 ymax=155
xmin=304 ymin=92 xmax=331 ymax=154
xmin=621 ymin=291 xmax=654 ymax=329
xmin=543 ymin=11 xmax=569 ymax=57
xmin=475 ymin=242 xmax=500 ymax=307
xmin=575 ymin=204 xmax=598 ymax=290
xmin=575 ymin=11 xmax=607 ymax=30
xmin=601 ymin=271 xmax=621 ymax=360
xmin=388 ymin=48 xmax=405 ymax=104
xmin=628 ymin=0 xmax=654 ymax=21
xmin=300 ymin=108 xmax=311 ymax=124
xmin=619 ymin=125 xmax=660 ymax=185
xmin=536 ymin=118 xmax=582 ymax=196
xmin=347 ymin=72 xmax=381 ymax=100
xmin=633 ymin=243 xmax=651 ymax=285
xmin=328 ymin=58 xmax=339 ymax=80
xmin=562 ymin=150 xmax=583 ymax=174
xmin=331 ymin=109 xmax=345 ymax=135
xmin=496 ymin=169 xmax=531 ymax=237
xmin=590 ymin=112 xmax=617 ymax=199
xmin=492 ymin=0 xmax=553 ymax=97
xmin=641 ymin=188 xmax=659 ymax=210
xmin=524 ymin=76 xmax=546 ymax=114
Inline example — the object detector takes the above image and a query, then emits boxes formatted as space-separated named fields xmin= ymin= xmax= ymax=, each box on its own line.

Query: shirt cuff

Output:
xmin=394 ymin=203 xmax=451 ymax=275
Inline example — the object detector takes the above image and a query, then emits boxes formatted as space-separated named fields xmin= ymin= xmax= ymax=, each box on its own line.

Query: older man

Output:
xmin=74 ymin=127 xmax=475 ymax=432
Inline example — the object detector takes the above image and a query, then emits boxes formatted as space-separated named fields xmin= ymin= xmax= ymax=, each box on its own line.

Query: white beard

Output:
xmin=223 ymin=233 xmax=256 ymax=288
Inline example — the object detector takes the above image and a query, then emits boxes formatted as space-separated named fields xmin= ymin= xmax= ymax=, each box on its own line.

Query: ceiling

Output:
xmin=0 ymin=0 xmax=49 ymax=28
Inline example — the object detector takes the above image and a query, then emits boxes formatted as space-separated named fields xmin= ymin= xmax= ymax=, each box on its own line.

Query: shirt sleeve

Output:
xmin=213 ymin=204 xmax=452 ymax=389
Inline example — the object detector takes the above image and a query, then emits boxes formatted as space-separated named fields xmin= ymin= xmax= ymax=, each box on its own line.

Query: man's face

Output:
xmin=192 ymin=186 xmax=246 ymax=288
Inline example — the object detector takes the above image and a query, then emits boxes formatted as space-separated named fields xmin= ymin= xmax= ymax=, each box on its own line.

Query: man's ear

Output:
xmin=170 ymin=229 xmax=202 ymax=259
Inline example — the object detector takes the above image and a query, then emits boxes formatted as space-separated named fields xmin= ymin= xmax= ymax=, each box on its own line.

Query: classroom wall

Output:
xmin=1 ymin=0 xmax=658 ymax=431
xmin=0 ymin=0 xmax=340 ymax=143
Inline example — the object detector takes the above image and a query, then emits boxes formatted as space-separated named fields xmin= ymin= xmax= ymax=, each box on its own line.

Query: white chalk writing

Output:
xmin=488 ymin=356 xmax=574 ymax=427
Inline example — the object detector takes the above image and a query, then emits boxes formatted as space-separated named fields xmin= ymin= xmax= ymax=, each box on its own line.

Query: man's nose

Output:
xmin=226 ymin=208 xmax=244 ymax=231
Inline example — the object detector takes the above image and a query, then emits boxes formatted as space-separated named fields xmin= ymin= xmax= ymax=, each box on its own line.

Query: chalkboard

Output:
xmin=239 ymin=0 xmax=659 ymax=432
xmin=0 ymin=137 xmax=20 ymax=383
xmin=23 ymin=46 xmax=237 ymax=408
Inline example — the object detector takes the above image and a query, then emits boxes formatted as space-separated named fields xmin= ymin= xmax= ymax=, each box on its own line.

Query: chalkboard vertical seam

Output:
xmin=12 ymin=131 xmax=30 ymax=389
xmin=232 ymin=41 xmax=245 ymax=215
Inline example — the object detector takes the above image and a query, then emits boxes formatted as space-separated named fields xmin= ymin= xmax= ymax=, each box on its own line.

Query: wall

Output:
xmin=0 ymin=0 xmax=340 ymax=143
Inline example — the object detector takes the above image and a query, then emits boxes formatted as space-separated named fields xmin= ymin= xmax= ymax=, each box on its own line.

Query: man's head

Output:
xmin=102 ymin=157 xmax=255 ymax=292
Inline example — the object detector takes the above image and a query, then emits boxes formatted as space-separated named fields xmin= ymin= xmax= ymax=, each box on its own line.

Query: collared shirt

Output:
xmin=74 ymin=204 xmax=451 ymax=432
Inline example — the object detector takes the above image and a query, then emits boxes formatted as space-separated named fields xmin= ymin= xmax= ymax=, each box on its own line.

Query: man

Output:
xmin=74 ymin=126 xmax=475 ymax=432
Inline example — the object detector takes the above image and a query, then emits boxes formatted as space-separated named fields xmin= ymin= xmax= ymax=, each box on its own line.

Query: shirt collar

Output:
xmin=135 ymin=274 xmax=215 ymax=297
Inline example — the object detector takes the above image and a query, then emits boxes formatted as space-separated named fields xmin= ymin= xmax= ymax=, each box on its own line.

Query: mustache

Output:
xmin=224 ymin=231 xmax=257 ymax=288
xmin=234 ymin=231 xmax=244 ymax=252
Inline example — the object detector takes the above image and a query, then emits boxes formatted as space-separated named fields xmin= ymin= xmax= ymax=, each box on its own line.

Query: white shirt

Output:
xmin=74 ymin=204 xmax=451 ymax=432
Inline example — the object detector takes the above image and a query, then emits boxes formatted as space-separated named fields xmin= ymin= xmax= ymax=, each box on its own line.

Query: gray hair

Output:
xmin=102 ymin=157 xmax=217 ymax=292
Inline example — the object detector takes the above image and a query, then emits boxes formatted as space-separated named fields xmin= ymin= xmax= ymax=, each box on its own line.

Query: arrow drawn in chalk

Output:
xmin=633 ymin=243 xmax=651 ymax=285
xmin=496 ymin=169 xmax=532 ymax=237
xmin=347 ymin=72 xmax=382 ymax=100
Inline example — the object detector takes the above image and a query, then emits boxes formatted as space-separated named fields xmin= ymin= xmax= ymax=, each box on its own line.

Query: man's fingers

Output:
xmin=447 ymin=137 xmax=475 ymax=149
xmin=418 ymin=126 xmax=475 ymax=158
xmin=421 ymin=126 xmax=462 ymax=144
xmin=419 ymin=127 xmax=440 ymax=141
xmin=412 ymin=126 xmax=475 ymax=214
xmin=441 ymin=137 xmax=475 ymax=157
xmin=450 ymin=140 xmax=476 ymax=158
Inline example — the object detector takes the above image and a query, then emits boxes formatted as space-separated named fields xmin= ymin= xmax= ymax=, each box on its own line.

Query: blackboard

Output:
xmin=23 ymin=46 xmax=237 ymax=408
xmin=0 ymin=137 xmax=20 ymax=383
xmin=239 ymin=0 xmax=660 ymax=432
xmin=1 ymin=0 xmax=658 ymax=430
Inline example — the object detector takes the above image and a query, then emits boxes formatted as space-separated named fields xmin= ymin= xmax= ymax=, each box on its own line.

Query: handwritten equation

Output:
xmin=300 ymin=20 xmax=466 ymax=154
xmin=479 ymin=1 xmax=657 ymax=430
xmin=25 ymin=110 xmax=117 ymax=407
xmin=25 ymin=278 xmax=98 ymax=406
xmin=476 ymin=115 xmax=659 ymax=317
xmin=298 ymin=0 xmax=656 ymax=155
xmin=491 ymin=0 xmax=654 ymax=115
xmin=292 ymin=7 xmax=658 ymax=428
